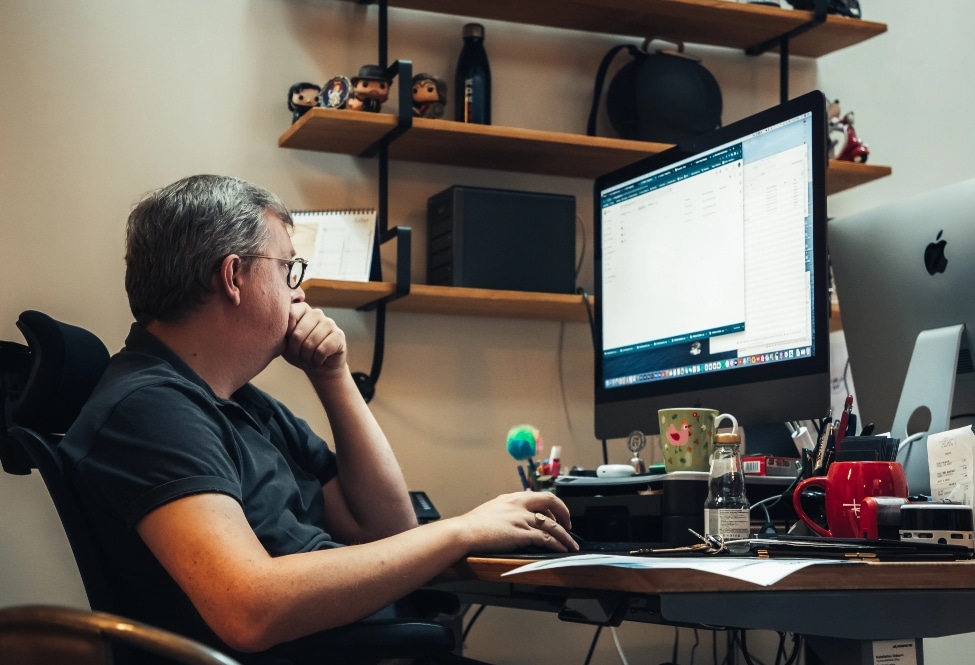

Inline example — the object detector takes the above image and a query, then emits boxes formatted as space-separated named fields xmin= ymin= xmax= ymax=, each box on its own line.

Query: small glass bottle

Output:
xmin=454 ymin=23 xmax=491 ymax=124
xmin=703 ymin=431 xmax=750 ymax=552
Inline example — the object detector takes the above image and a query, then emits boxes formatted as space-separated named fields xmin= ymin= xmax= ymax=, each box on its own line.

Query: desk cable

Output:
xmin=896 ymin=431 xmax=926 ymax=455
xmin=582 ymin=625 xmax=630 ymax=665
xmin=610 ymin=626 xmax=630 ymax=665
xmin=583 ymin=625 xmax=602 ymax=665
xmin=725 ymin=630 xmax=800 ymax=665
xmin=461 ymin=604 xmax=485 ymax=643
xmin=749 ymin=472 xmax=803 ymax=536
xmin=556 ymin=219 xmax=590 ymax=439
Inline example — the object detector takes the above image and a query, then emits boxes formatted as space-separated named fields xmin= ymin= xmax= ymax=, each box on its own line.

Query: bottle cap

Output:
xmin=715 ymin=432 xmax=741 ymax=444
xmin=463 ymin=23 xmax=485 ymax=39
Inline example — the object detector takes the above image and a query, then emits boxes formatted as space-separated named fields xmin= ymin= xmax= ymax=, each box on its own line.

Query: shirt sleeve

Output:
xmin=257 ymin=390 xmax=338 ymax=487
xmin=77 ymin=380 xmax=246 ymax=529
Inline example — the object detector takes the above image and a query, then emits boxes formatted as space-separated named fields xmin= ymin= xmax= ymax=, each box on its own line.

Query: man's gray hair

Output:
xmin=125 ymin=174 xmax=292 ymax=325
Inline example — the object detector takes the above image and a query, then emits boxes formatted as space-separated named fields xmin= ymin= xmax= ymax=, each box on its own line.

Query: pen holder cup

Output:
xmin=792 ymin=461 xmax=908 ymax=539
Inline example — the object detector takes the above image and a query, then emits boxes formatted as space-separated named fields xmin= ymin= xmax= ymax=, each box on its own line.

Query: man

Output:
xmin=60 ymin=175 xmax=577 ymax=663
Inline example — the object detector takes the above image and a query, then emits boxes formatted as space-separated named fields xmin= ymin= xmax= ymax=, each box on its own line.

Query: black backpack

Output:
xmin=587 ymin=42 xmax=723 ymax=144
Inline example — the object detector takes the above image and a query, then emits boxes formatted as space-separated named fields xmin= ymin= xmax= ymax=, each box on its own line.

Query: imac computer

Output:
xmin=829 ymin=177 xmax=975 ymax=493
xmin=593 ymin=90 xmax=830 ymax=439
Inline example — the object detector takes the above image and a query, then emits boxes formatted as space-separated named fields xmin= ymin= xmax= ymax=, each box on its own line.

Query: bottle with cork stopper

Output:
xmin=703 ymin=415 xmax=750 ymax=552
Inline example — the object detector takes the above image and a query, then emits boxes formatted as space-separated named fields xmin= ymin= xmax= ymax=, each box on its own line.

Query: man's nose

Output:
xmin=292 ymin=285 xmax=306 ymax=303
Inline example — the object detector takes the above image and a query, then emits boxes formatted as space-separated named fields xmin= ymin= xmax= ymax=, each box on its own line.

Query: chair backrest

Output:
xmin=0 ymin=310 xmax=115 ymax=611
xmin=0 ymin=604 xmax=242 ymax=665
xmin=11 ymin=310 xmax=110 ymax=432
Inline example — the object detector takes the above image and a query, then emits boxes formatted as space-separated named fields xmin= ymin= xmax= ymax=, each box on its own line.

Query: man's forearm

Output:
xmin=309 ymin=367 xmax=416 ymax=539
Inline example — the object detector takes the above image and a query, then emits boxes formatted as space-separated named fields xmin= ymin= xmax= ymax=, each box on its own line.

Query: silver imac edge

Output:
xmin=830 ymin=177 xmax=975 ymax=492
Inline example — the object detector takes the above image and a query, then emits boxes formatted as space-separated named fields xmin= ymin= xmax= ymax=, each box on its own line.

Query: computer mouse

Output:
xmin=597 ymin=464 xmax=636 ymax=477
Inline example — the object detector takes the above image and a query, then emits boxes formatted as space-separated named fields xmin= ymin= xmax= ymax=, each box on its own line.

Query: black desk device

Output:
xmin=410 ymin=491 xmax=441 ymax=524
xmin=427 ymin=185 xmax=576 ymax=294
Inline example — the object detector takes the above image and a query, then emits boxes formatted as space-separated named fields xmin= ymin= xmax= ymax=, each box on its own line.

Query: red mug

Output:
xmin=792 ymin=461 xmax=908 ymax=538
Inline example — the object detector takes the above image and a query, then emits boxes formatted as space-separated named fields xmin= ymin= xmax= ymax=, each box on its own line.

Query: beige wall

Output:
xmin=2 ymin=1 xmax=973 ymax=662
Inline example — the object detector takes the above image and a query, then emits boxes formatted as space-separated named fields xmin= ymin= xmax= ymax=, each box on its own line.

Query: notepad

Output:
xmin=290 ymin=209 xmax=376 ymax=282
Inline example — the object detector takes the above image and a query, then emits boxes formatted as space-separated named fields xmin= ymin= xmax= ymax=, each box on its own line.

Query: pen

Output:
xmin=812 ymin=410 xmax=832 ymax=475
xmin=517 ymin=465 xmax=531 ymax=490
xmin=549 ymin=445 xmax=562 ymax=478
xmin=822 ymin=423 xmax=836 ymax=474
xmin=819 ymin=408 xmax=832 ymax=435
xmin=835 ymin=394 xmax=854 ymax=451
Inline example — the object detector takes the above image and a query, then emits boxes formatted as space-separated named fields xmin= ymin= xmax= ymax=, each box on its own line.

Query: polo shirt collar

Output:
xmin=122 ymin=323 xmax=274 ymax=424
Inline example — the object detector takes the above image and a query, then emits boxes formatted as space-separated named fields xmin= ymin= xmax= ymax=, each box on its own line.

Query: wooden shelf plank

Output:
xmin=303 ymin=279 xmax=847 ymax=328
xmin=280 ymin=110 xmax=669 ymax=179
xmin=303 ymin=280 xmax=592 ymax=322
xmin=830 ymin=301 xmax=843 ymax=333
xmin=281 ymin=110 xmax=890 ymax=193
xmin=278 ymin=107 xmax=392 ymax=156
xmin=388 ymin=118 xmax=671 ymax=179
xmin=826 ymin=161 xmax=892 ymax=196
xmin=346 ymin=0 xmax=886 ymax=58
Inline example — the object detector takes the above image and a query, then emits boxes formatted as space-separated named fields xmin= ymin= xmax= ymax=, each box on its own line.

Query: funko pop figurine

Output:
xmin=349 ymin=65 xmax=390 ymax=113
xmin=412 ymin=73 xmax=447 ymax=119
xmin=321 ymin=76 xmax=352 ymax=110
xmin=288 ymin=82 xmax=321 ymax=123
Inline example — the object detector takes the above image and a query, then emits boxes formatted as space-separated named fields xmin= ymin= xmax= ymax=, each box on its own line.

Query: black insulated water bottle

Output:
xmin=454 ymin=23 xmax=491 ymax=124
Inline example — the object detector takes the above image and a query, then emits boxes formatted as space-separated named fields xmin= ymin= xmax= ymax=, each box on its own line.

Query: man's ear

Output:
xmin=217 ymin=254 xmax=244 ymax=306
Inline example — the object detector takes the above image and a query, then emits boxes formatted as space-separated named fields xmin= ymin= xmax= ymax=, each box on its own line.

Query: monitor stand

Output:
xmin=893 ymin=324 xmax=964 ymax=495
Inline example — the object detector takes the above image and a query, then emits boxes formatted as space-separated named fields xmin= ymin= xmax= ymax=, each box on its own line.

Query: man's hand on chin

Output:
xmin=284 ymin=304 xmax=348 ymax=377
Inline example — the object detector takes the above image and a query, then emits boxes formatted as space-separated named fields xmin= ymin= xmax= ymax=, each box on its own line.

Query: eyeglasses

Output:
xmin=239 ymin=255 xmax=309 ymax=289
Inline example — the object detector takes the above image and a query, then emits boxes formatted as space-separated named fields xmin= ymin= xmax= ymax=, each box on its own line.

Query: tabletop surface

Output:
xmin=441 ymin=555 xmax=975 ymax=595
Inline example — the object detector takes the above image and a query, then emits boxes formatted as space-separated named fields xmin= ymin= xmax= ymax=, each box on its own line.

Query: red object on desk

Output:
xmin=742 ymin=455 xmax=799 ymax=476
xmin=834 ymin=393 xmax=854 ymax=451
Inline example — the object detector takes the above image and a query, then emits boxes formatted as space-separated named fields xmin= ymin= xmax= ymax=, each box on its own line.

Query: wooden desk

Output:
xmin=434 ymin=556 xmax=975 ymax=664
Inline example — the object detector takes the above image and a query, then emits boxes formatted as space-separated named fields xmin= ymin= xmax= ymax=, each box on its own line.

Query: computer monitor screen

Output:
xmin=829 ymin=177 xmax=975 ymax=490
xmin=593 ymin=91 xmax=830 ymax=439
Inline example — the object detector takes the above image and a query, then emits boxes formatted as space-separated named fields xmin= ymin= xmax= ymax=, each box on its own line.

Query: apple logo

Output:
xmin=924 ymin=230 xmax=948 ymax=275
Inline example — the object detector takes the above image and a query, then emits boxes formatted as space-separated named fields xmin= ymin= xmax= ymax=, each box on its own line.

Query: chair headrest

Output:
xmin=12 ymin=310 xmax=110 ymax=434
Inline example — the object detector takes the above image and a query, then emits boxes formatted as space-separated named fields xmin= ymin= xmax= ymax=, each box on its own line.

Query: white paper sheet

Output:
xmin=499 ymin=553 xmax=853 ymax=587
xmin=927 ymin=425 xmax=975 ymax=506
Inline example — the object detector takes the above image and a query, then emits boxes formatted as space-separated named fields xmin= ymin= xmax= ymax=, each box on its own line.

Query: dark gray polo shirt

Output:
xmin=60 ymin=323 xmax=340 ymax=662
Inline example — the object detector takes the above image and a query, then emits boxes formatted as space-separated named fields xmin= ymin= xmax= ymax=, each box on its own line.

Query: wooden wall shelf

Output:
xmin=345 ymin=0 xmax=886 ymax=58
xmin=279 ymin=110 xmax=668 ymax=180
xmin=303 ymin=280 xmax=592 ymax=323
xmin=280 ymin=110 xmax=890 ymax=194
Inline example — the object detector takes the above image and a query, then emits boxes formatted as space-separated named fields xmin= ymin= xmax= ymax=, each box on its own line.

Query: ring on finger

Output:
xmin=534 ymin=512 xmax=548 ymax=528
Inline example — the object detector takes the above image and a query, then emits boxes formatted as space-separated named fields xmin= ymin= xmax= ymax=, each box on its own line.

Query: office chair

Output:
xmin=0 ymin=310 xmax=463 ymax=664
xmin=0 ymin=604 xmax=242 ymax=665
xmin=0 ymin=310 xmax=116 ymax=611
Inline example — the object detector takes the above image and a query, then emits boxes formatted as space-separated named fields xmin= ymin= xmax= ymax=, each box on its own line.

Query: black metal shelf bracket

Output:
xmin=358 ymin=57 xmax=414 ymax=313
xmin=348 ymin=0 xmax=416 ymax=400
xmin=360 ymin=59 xmax=414 ymax=159
xmin=745 ymin=0 xmax=828 ymax=104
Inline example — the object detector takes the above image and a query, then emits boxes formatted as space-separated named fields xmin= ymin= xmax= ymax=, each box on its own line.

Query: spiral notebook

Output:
xmin=290 ymin=209 xmax=376 ymax=282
